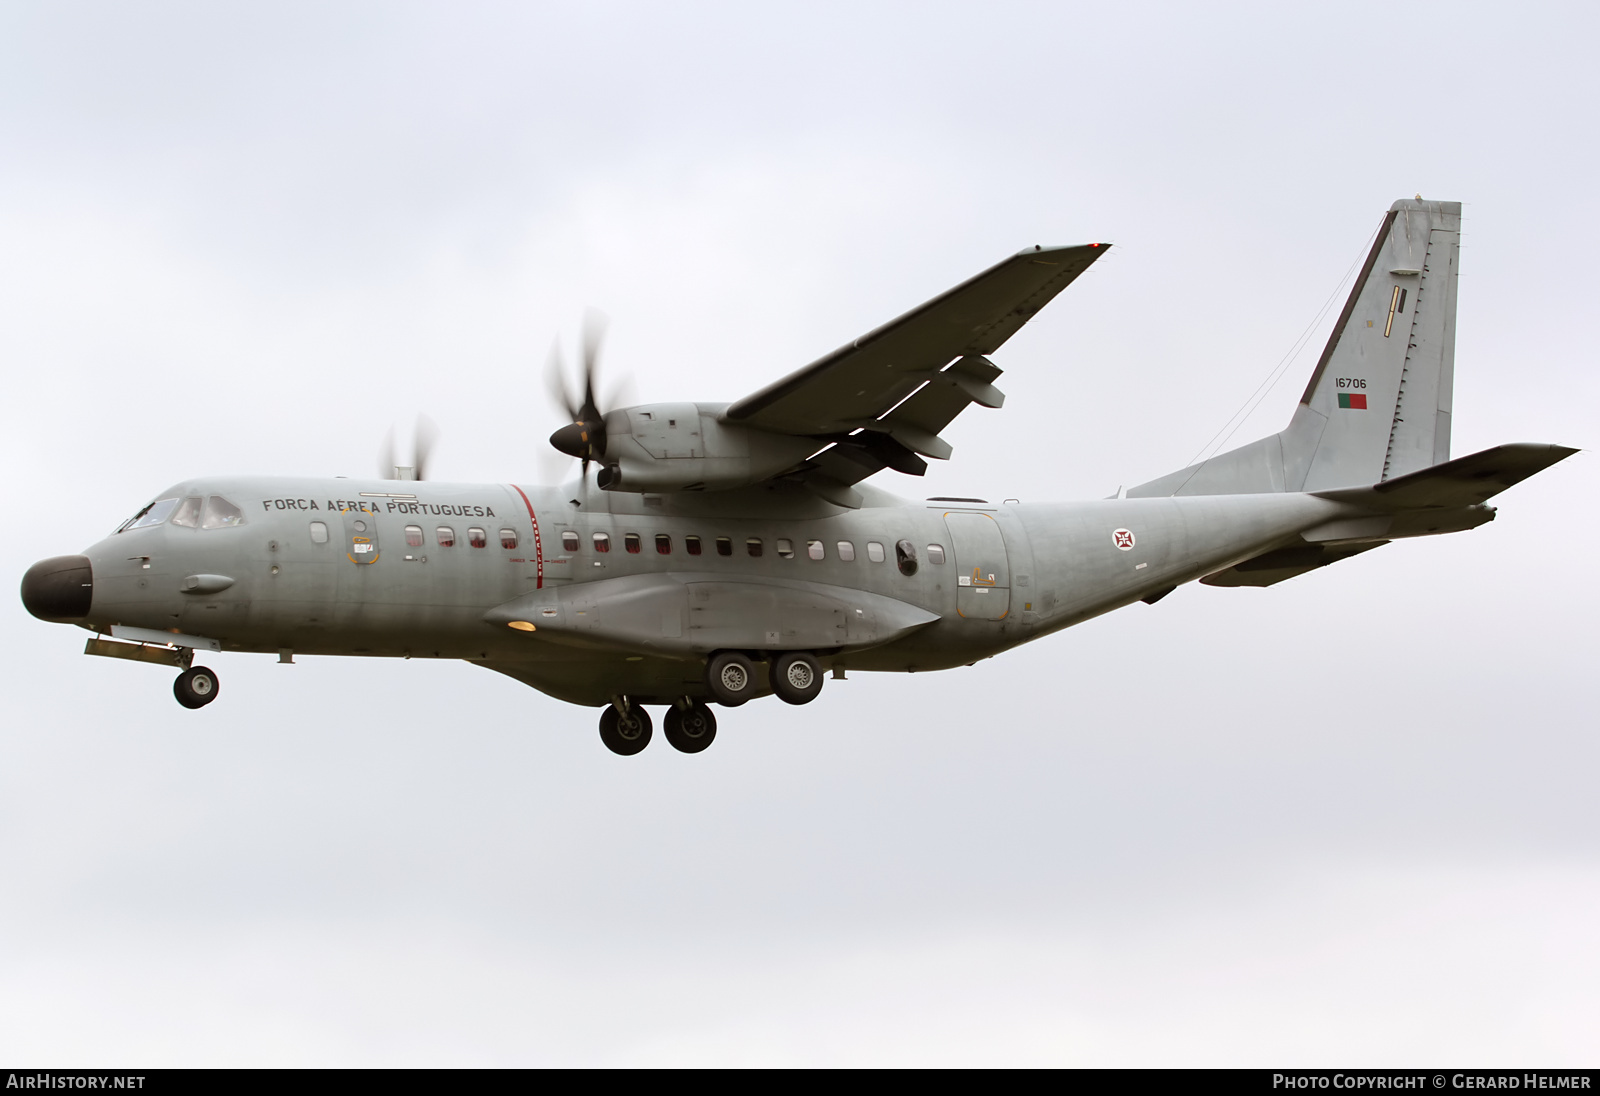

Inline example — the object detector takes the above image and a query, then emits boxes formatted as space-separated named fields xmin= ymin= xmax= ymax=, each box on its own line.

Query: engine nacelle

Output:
xmin=595 ymin=403 xmax=819 ymax=493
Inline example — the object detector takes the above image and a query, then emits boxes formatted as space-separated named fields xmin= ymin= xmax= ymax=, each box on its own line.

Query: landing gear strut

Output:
xmin=174 ymin=665 xmax=220 ymax=709
xmin=663 ymin=699 xmax=718 ymax=753
xmin=598 ymin=697 xmax=653 ymax=756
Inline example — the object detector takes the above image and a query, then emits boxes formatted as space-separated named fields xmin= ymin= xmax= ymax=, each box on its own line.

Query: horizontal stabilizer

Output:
xmin=1314 ymin=442 xmax=1577 ymax=510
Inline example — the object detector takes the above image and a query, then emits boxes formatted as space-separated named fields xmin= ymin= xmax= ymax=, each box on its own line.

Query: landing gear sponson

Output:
xmin=595 ymin=651 xmax=822 ymax=755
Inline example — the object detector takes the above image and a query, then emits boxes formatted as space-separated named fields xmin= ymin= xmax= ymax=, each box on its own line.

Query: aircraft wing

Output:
xmin=724 ymin=242 xmax=1109 ymax=445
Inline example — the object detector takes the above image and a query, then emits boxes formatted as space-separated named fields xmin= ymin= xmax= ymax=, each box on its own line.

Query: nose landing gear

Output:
xmin=174 ymin=666 xmax=220 ymax=709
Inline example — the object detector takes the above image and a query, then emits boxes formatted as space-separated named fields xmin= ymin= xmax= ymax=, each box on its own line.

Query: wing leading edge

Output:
xmin=723 ymin=243 xmax=1109 ymax=503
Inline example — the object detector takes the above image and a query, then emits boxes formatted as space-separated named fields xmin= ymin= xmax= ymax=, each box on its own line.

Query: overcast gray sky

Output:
xmin=3 ymin=0 xmax=1597 ymax=1066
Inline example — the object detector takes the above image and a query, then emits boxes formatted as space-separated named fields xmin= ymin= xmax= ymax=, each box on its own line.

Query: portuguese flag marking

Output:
xmin=1338 ymin=392 xmax=1368 ymax=410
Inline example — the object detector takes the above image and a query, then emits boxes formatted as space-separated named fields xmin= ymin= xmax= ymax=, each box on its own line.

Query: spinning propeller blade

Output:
xmin=547 ymin=312 xmax=614 ymax=477
xmin=378 ymin=417 xmax=441 ymax=481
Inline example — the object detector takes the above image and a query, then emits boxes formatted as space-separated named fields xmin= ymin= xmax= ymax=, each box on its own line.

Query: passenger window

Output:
xmin=896 ymin=539 xmax=918 ymax=577
xmin=746 ymin=537 xmax=763 ymax=558
xmin=468 ymin=528 xmax=487 ymax=548
xmin=866 ymin=541 xmax=886 ymax=563
xmin=405 ymin=525 xmax=424 ymax=547
xmin=309 ymin=521 xmax=329 ymax=544
xmin=927 ymin=543 xmax=946 ymax=564
xmin=655 ymin=534 xmax=672 ymax=555
xmin=807 ymin=539 xmax=824 ymax=560
xmin=624 ymin=533 xmax=642 ymax=554
xmin=716 ymin=536 xmax=733 ymax=557
xmin=500 ymin=529 xmax=518 ymax=549
xmin=593 ymin=532 xmax=611 ymax=553
xmin=685 ymin=535 xmax=703 ymax=556
xmin=436 ymin=526 xmax=456 ymax=547
xmin=201 ymin=496 xmax=246 ymax=529
xmin=562 ymin=530 xmax=580 ymax=552
xmin=171 ymin=497 xmax=202 ymax=528
xmin=776 ymin=539 xmax=794 ymax=559
xmin=836 ymin=540 xmax=855 ymax=562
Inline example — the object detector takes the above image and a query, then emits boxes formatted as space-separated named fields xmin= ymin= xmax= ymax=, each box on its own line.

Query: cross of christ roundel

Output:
xmin=1112 ymin=528 xmax=1135 ymax=551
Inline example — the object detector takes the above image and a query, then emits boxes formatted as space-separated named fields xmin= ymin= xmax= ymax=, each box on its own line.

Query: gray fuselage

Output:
xmin=73 ymin=475 xmax=1348 ymax=706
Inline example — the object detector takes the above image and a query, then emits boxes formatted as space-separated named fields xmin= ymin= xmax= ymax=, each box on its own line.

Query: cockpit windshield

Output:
xmin=116 ymin=494 xmax=247 ymax=533
xmin=117 ymin=498 xmax=179 ymax=533
xmin=170 ymin=497 xmax=202 ymax=528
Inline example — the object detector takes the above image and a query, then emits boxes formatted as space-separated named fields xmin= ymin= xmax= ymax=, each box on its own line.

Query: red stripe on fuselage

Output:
xmin=509 ymin=484 xmax=544 ymax=589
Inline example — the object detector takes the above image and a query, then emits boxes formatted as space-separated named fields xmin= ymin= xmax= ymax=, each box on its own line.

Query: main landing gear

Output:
xmin=599 ymin=697 xmax=653 ymax=756
xmin=596 ymin=651 xmax=824 ymax=756
xmin=663 ymin=699 xmax=717 ymax=753
xmin=598 ymin=696 xmax=718 ymax=756
xmin=174 ymin=665 xmax=220 ymax=709
xmin=704 ymin=650 xmax=824 ymax=707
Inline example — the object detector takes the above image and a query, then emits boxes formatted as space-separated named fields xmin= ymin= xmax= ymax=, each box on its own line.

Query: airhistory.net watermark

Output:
xmin=5 ymin=1076 xmax=145 ymax=1090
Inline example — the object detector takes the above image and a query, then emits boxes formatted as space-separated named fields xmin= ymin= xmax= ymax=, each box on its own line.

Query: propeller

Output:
xmin=547 ymin=312 xmax=611 ymax=477
xmin=378 ymin=414 xmax=441 ymax=480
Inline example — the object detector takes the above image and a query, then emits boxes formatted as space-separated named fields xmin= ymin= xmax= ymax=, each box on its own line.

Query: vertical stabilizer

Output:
xmin=1130 ymin=198 xmax=1461 ymax=497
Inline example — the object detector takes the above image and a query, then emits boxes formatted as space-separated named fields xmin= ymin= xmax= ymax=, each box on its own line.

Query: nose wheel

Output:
xmin=663 ymin=700 xmax=718 ymax=753
xmin=174 ymin=666 xmax=220 ymax=709
xmin=598 ymin=698 xmax=653 ymax=756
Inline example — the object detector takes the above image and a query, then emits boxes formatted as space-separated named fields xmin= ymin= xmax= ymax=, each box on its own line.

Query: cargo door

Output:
xmin=943 ymin=511 xmax=1010 ymax=620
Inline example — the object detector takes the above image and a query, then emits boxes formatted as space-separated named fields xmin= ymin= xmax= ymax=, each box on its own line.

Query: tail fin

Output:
xmin=1131 ymin=198 xmax=1462 ymax=496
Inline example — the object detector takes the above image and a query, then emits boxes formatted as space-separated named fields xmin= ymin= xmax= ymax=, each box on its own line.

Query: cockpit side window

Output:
xmin=200 ymin=496 xmax=246 ymax=529
xmin=119 ymin=498 xmax=180 ymax=532
xmin=170 ymin=497 xmax=202 ymax=528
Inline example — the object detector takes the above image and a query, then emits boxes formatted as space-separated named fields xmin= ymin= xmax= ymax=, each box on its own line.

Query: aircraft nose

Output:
xmin=20 ymin=555 xmax=94 ymax=623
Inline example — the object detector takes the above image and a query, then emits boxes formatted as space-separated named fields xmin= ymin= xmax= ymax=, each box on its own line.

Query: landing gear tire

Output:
xmin=663 ymin=701 xmax=718 ymax=754
xmin=599 ymin=701 xmax=653 ymax=756
xmin=771 ymin=652 xmax=823 ymax=705
xmin=706 ymin=651 xmax=758 ymax=707
xmin=174 ymin=666 xmax=220 ymax=709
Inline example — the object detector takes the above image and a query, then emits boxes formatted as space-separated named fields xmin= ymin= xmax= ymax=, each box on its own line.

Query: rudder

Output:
xmin=1131 ymin=198 xmax=1461 ymax=497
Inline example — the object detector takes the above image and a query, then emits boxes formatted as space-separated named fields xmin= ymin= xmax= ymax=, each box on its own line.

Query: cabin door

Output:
xmin=942 ymin=511 xmax=1010 ymax=620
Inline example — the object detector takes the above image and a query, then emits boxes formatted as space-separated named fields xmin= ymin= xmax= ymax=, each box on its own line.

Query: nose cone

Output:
xmin=21 ymin=555 xmax=94 ymax=623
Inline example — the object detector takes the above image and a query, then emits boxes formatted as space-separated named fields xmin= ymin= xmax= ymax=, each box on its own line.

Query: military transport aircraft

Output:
xmin=20 ymin=198 xmax=1575 ymax=755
